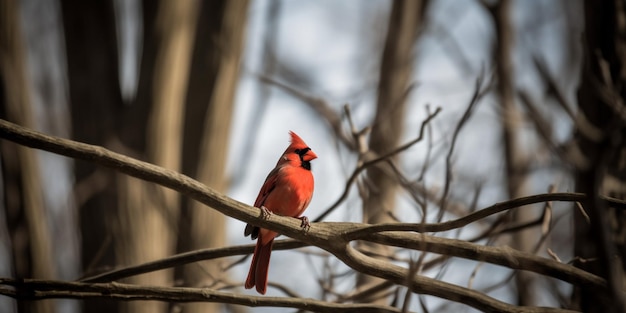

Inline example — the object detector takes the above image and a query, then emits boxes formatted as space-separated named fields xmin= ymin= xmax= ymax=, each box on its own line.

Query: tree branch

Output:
xmin=361 ymin=231 xmax=605 ymax=290
xmin=80 ymin=240 xmax=307 ymax=283
xmin=439 ymin=72 xmax=491 ymax=220
xmin=346 ymin=192 xmax=593 ymax=235
xmin=0 ymin=278 xmax=402 ymax=313
xmin=340 ymin=246 xmax=579 ymax=313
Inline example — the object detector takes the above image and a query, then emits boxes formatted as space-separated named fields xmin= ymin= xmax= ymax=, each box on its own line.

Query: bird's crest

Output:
xmin=289 ymin=131 xmax=308 ymax=149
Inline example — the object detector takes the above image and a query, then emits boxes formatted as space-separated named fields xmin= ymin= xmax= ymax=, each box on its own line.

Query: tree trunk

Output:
xmin=117 ymin=1 xmax=199 ymax=312
xmin=490 ymin=0 xmax=536 ymax=305
xmin=357 ymin=0 xmax=427 ymax=304
xmin=572 ymin=1 xmax=626 ymax=312
xmin=179 ymin=1 xmax=248 ymax=312
xmin=0 ymin=1 xmax=56 ymax=312
xmin=60 ymin=1 xmax=123 ymax=312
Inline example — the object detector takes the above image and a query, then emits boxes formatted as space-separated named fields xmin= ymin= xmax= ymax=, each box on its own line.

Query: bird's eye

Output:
xmin=294 ymin=148 xmax=310 ymax=156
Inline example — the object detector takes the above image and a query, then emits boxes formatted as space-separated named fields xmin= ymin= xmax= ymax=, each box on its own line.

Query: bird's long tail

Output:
xmin=245 ymin=236 xmax=274 ymax=294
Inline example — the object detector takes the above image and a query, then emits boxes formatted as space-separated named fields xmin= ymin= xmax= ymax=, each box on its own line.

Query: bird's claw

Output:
xmin=260 ymin=206 xmax=272 ymax=220
xmin=298 ymin=216 xmax=310 ymax=232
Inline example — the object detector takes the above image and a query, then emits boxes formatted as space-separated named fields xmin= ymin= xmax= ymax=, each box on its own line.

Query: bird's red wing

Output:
xmin=254 ymin=167 xmax=280 ymax=208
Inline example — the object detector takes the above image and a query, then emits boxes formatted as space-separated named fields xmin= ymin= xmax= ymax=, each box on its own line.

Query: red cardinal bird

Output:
xmin=244 ymin=131 xmax=317 ymax=294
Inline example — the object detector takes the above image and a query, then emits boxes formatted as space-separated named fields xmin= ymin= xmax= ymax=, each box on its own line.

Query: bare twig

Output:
xmin=547 ymin=248 xmax=562 ymax=263
xmin=439 ymin=73 xmax=490 ymax=220
xmin=258 ymin=75 xmax=355 ymax=149
xmin=401 ymin=257 xmax=421 ymax=313
xmin=575 ymin=201 xmax=590 ymax=224
xmin=314 ymin=107 xmax=442 ymax=222
xmin=531 ymin=54 xmax=604 ymax=143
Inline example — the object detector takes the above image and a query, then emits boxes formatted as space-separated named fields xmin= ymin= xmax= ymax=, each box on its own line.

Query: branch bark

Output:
xmin=0 ymin=278 xmax=403 ymax=313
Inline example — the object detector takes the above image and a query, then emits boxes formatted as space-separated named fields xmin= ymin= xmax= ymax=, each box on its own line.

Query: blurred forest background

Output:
xmin=1 ymin=0 xmax=625 ymax=312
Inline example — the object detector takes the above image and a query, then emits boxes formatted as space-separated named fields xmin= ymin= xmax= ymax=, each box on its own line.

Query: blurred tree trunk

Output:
xmin=179 ymin=1 xmax=248 ymax=312
xmin=117 ymin=1 xmax=199 ymax=313
xmin=60 ymin=1 xmax=124 ymax=312
xmin=0 ymin=1 xmax=56 ymax=312
xmin=357 ymin=0 xmax=427 ymax=304
xmin=489 ymin=0 xmax=536 ymax=305
xmin=572 ymin=1 xmax=626 ymax=312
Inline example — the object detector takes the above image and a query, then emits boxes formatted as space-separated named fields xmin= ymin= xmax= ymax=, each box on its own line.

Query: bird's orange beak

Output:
xmin=302 ymin=149 xmax=317 ymax=161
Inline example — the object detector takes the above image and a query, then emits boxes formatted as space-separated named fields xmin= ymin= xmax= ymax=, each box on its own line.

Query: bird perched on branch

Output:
xmin=244 ymin=131 xmax=317 ymax=294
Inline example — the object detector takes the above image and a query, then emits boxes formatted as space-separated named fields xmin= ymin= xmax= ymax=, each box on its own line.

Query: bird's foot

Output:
xmin=298 ymin=216 xmax=310 ymax=232
xmin=260 ymin=206 xmax=272 ymax=220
